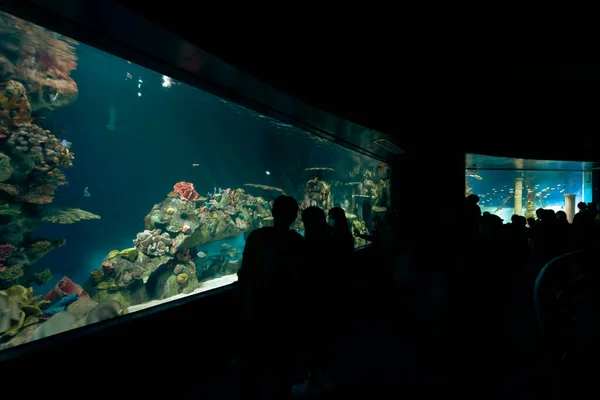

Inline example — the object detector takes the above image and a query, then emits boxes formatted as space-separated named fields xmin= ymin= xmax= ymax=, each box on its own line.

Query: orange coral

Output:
xmin=17 ymin=184 xmax=55 ymax=204
xmin=0 ymin=183 xmax=19 ymax=196
xmin=0 ymin=80 xmax=32 ymax=128
xmin=0 ymin=12 xmax=79 ymax=114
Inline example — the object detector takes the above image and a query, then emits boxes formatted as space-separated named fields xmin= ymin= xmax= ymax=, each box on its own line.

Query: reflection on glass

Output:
xmin=0 ymin=11 xmax=390 ymax=350
xmin=466 ymin=167 xmax=592 ymax=222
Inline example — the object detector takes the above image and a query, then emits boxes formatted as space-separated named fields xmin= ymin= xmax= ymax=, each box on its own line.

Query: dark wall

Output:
xmin=0 ymin=285 xmax=240 ymax=392
xmin=594 ymin=171 xmax=600 ymax=205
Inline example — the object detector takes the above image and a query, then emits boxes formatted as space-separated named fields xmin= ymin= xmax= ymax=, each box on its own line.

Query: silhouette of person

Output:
xmin=237 ymin=195 xmax=304 ymax=400
xmin=328 ymin=207 xmax=355 ymax=258
xmin=296 ymin=206 xmax=336 ymax=393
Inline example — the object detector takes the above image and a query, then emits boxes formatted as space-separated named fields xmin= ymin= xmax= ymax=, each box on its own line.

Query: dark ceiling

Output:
xmin=5 ymin=0 xmax=600 ymax=162
xmin=466 ymin=153 xmax=599 ymax=172
xmin=111 ymin=4 xmax=600 ymax=162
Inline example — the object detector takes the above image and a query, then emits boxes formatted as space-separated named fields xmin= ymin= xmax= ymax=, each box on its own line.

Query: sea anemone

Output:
xmin=176 ymin=273 xmax=188 ymax=284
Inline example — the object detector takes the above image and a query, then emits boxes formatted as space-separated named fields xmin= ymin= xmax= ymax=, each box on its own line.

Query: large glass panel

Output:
xmin=466 ymin=167 xmax=592 ymax=222
xmin=0 ymin=11 xmax=389 ymax=350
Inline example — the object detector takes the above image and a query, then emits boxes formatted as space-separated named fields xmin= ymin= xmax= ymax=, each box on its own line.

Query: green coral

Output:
xmin=90 ymin=269 xmax=104 ymax=284
xmin=92 ymin=289 xmax=130 ymax=308
xmin=0 ymin=285 xmax=49 ymax=339
xmin=97 ymin=279 xmax=118 ymax=291
xmin=119 ymin=248 xmax=138 ymax=262
xmin=107 ymin=250 xmax=119 ymax=259
xmin=0 ymin=264 xmax=24 ymax=283
xmin=34 ymin=268 xmax=52 ymax=285
xmin=352 ymin=219 xmax=366 ymax=234
xmin=41 ymin=207 xmax=101 ymax=224
xmin=0 ymin=203 xmax=20 ymax=216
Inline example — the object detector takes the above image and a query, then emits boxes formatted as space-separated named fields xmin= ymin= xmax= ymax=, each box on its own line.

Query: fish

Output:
xmin=50 ymin=92 xmax=59 ymax=103
xmin=60 ymin=139 xmax=70 ymax=154
xmin=192 ymin=163 xmax=200 ymax=167
xmin=467 ymin=174 xmax=483 ymax=180
xmin=83 ymin=186 xmax=90 ymax=198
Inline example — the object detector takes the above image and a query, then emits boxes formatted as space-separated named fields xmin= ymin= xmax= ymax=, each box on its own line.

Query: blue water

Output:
xmin=196 ymin=234 xmax=246 ymax=258
xmin=468 ymin=169 xmax=591 ymax=210
xmin=22 ymin=40 xmax=378 ymax=296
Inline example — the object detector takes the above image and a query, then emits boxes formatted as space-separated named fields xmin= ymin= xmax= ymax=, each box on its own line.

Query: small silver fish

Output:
xmin=467 ymin=174 xmax=483 ymax=180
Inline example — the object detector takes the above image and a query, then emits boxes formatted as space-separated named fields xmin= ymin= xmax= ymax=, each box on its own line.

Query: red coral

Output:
xmin=0 ymin=244 xmax=14 ymax=268
xmin=0 ymin=244 xmax=13 ymax=260
xmin=43 ymin=276 xmax=89 ymax=301
xmin=173 ymin=181 xmax=199 ymax=201
xmin=101 ymin=261 xmax=113 ymax=274
xmin=18 ymin=184 xmax=56 ymax=204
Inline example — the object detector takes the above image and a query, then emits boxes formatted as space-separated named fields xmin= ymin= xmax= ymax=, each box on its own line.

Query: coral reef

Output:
xmin=0 ymin=19 xmax=85 ymax=293
xmin=144 ymin=186 xmax=275 ymax=249
xmin=0 ymin=284 xmax=49 ymax=340
xmin=0 ymin=240 xmax=64 ymax=289
xmin=0 ymin=243 xmax=13 ymax=271
xmin=44 ymin=276 xmax=89 ymax=301
xmin=80 ymin=184 xmax=279 ymax=306
xmin=0 ymin=80 xmax=32 ymax=128
xmin=41 ymin=207 xmax=101 ymax=224
xmin=172 ymin=181 xmax=199 ymax=201
xmin=0 ymin=81 xmax=94 ymax=291
xmin=0 ymin=11 xmax=78 ymax=116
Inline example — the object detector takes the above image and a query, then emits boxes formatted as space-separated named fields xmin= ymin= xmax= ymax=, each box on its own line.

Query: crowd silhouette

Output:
xmin=234 ymin=192 xmax=600 ymax=399
xmin=237 ymin=196 xmax=390 ymax=399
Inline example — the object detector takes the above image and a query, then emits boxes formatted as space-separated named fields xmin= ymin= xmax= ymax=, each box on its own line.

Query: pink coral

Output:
xmin=173 ymin=181 xmax=199 ymax=201
xmin=101 ymin=261 xmax=113 ymax=274
xmin=43 ymin=276 xmax=89 ymax=301
xmin=0 ymin=243 xmax=13 ymax=260
xmin=0 ymin=243 xmax=14 ymax=268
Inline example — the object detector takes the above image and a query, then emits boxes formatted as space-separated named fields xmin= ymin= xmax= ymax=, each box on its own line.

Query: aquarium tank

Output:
xmin=466 ymin=167 xmax=592 ymax=222
xmin=0 ymin=11 xmax=391 ymax=350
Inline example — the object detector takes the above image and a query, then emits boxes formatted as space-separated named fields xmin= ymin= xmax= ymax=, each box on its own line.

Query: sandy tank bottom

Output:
xmin=126 ymin=273 xmax=238 ymax=313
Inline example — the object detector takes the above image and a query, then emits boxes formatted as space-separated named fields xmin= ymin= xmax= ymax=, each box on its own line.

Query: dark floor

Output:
xmin=189 ymin=268 xmax=554 ymax=399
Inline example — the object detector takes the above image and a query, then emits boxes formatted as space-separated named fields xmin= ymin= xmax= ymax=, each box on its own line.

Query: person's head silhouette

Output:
xmin=271 ymin=195 xmax=299 ymax=229
xmin=301 ymin=206 xmax=327 ymax=232
xmin=328 ymin=207 xmax=349 ymax=231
